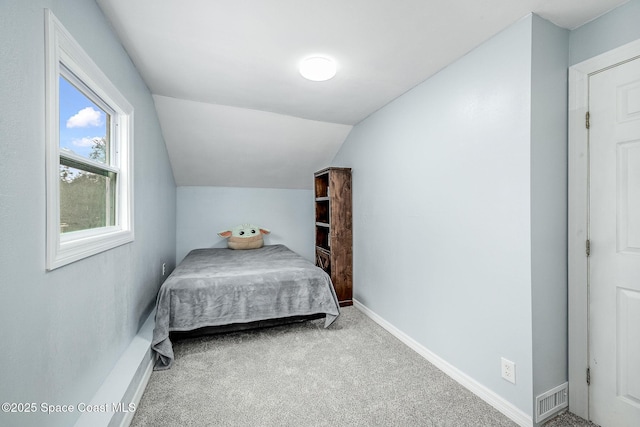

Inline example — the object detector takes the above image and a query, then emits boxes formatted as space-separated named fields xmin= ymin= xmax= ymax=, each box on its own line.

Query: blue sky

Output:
xmin=59 ymin=76 xmax=107 ymax=161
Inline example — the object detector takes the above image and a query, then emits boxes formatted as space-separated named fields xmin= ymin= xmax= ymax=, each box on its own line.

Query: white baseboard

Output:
xmin=74 ymin=310 xmax=155 ymax=427
xmin=353 ymin=299 xmax=533 ymax=427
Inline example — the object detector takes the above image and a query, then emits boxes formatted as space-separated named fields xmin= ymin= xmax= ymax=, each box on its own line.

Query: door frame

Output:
xmin=568 ymin=38 xmax=640 ymax=420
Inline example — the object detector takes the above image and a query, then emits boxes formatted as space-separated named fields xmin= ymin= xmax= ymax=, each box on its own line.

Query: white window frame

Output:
xmin=45 ymin=10 xmax=134 ymax=270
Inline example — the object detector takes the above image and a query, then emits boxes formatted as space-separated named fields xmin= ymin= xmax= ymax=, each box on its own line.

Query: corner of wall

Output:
xmin=529 ymin=12 xmax=570 ymax=423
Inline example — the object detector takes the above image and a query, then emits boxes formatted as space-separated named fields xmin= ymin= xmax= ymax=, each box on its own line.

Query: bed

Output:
xmin=152 ymin=244 xmax=340 ymax=370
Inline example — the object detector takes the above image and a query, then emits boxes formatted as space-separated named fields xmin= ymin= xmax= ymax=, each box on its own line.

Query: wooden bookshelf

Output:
xmin=314 ymin=167 xmax=352 ymax=306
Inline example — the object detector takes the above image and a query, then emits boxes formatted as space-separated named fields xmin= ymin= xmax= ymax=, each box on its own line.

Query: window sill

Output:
xmin=47 ymin=228 xmax=134 ymax=270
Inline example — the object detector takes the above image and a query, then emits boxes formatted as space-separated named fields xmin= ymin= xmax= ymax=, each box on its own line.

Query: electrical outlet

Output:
xmin=501 ymin=357 xmax=516 ymax=384
xmin=162 ymin=262 xmax=166 ymax=276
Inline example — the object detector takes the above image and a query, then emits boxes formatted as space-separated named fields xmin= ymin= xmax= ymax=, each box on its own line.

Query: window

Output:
xmin=45 ymin=10 xmax=133 ymax=270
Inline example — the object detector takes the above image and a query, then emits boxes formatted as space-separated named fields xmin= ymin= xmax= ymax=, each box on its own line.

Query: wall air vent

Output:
xmin=535 ymin=382 xmax=568 ymax=423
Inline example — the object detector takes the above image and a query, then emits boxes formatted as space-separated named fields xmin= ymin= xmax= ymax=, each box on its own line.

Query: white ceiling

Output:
xmin=96 ymin=0 xmax=628 ymax=189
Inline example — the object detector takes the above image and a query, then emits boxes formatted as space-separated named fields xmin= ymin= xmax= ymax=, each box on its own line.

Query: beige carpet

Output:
xmin=131 ymin=307 xmax=589 ymax=427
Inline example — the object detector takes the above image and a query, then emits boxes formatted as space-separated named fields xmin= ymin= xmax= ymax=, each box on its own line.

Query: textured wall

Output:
xmin=530 ymin=14 xmax=569 ymax=423
xmin=176 ymin=187 xmax=314 ymax=264
xmin=332 ymin=15 xmax=535 ymax=415
xmin=569 ymin=0 xmax=640 ymax=66
xmin=0 ymin=1 xmax=176 ymax=426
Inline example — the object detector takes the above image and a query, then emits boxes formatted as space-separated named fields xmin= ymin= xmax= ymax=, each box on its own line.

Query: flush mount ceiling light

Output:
xmin=299 ymin=56 xmax=337 ymax=81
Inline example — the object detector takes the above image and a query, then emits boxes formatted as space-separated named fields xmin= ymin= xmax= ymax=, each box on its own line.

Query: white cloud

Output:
xmin=66 ymin=107 xmax=103 ymax=128
xmin=71 ymin=137 xmax=101 ymax=147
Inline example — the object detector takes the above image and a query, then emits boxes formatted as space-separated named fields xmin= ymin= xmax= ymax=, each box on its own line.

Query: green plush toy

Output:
xmin=218 ymin=224 xmax=271 ymax=250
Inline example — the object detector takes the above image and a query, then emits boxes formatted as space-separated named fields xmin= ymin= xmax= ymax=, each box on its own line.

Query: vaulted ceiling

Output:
xmin=96 ymin=0 xmax=628 ymax=189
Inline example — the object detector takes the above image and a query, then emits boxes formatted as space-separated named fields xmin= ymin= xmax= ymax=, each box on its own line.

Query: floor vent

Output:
xmin=535 ymin=382 xmax=568 ymax=423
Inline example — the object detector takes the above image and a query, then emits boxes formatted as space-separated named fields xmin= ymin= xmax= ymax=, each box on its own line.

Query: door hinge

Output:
xmin=587 ymin=367 xmax=591 ymax=386
xmin=586 ymin=111 xmax=590 ymax=129
xmin=586 ymin=239 xmax=591 ymax=257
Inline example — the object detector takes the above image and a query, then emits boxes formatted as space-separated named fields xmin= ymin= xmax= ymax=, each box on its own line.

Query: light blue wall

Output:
xmin=177 ymin=187 xmax=314 ymax=264
xmin=530 ymin=14 xmax=569 ymax=422
xmin=0 ymin=1 xmax=176 ymax=427
xmin=569 ymin=0 xmax=640 ymax=66
xmin=333 ymin=16 xmax=536 ymax=415
xmin=333 ymin=4 xmax=640 ymax=418
xmin=1 ymin=1 xmax=635 ymax=425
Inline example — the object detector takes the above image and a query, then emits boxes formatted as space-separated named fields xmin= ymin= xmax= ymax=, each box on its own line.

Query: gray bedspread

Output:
xmin=152 ymin=244 xmax=340 ymax=370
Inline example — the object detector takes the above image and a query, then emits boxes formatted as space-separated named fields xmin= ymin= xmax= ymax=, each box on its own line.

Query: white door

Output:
xmin=589 ymin=56 xmax=640 ymax=427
